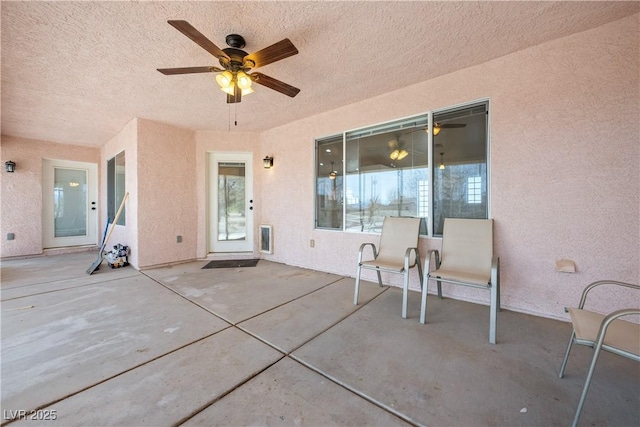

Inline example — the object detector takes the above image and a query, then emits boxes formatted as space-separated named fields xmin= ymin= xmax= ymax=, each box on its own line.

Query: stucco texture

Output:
xmin=0 ymin=137 xmax=99 ymax=258
xmin=136 ymin=119 xmax=197 ymax=268
xmin=253 ymin=14 xmax=639 ymax=320
xmin=100 ymin=118 xmax=139 ymax=267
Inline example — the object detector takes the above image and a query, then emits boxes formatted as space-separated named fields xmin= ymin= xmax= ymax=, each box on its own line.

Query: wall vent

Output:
xmin=259 ymin=225 xmax=273 ymax=254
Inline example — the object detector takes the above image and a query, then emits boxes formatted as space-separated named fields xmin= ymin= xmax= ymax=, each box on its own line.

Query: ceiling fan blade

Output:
xmin=157 ymin=66 xmax=219 ymax=75
xmin=251 ymin=72 xmax=300 ymax=98
xmin=168 ymin=20 xmax=229 ymax=60
xmin=439 ymin=123 xmax=467 ymax=128
xmin=244 ymin=39 xmax=298 ymax=69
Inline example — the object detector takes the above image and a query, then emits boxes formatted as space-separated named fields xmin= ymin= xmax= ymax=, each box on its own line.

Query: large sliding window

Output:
xmin=314 ymin=100 xmax=488 ymax=236
xmin=344 ymin=116 xmax=429 ymax=233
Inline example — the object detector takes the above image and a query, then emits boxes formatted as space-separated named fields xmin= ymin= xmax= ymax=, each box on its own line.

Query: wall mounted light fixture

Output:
xmin=5 ymin=160 xmax=16 ymax=173
xmin=263 ymin=156 xmax=274 ymax=169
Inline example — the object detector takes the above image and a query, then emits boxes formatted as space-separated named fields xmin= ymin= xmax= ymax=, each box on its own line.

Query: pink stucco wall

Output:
xmin=100 ymin=118 xmax=139 ymax=267
xmin=254 ymin=14 xmax=639 ymax=320
xmin=136 ymin=119 xmax=197 ymax=268
xmin=99 ymin=118 xmax=200 ymax=269
xmin=0 ymin=136 xmax=99 ymax=258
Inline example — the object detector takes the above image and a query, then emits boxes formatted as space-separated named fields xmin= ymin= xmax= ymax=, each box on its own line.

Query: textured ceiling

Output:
xmin=1 ymin=1 xmax=638 ymax=147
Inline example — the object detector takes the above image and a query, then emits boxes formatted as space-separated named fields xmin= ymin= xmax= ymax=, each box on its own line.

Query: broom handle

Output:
xmin=102 ymin=192 xmax=129 ymax=251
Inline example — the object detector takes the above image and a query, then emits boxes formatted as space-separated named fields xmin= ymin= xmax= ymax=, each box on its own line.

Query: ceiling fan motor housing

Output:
xmin=220 ymin=47 xmax=253 ymax=70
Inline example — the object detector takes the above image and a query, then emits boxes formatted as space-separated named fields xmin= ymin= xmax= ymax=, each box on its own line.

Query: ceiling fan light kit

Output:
xmin=157 ymin=20 xmax=300 ymax=104
xmin=390 ymin=149 xmax=409 ymax=161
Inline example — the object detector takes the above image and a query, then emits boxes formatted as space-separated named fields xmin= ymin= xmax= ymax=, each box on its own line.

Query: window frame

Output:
xmin=313 ymin=98 xmax=490 ymax=237
xmin=107 ymin=150 xmax=126 ymax=226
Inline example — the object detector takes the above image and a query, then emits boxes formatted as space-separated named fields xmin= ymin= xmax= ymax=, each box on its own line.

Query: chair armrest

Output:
xmin=595 ymin=308 xmax=640 ymax=357
xmin=491 ymin=255 xmax=499 ymax=286
xmin=404 ymin=247 xmax=421 ymax=269
xmin=491 ymin=255 xmax=499 ymax=270
xmin=577 ymin=281 xmax=640 ymax=309
xmin=357 ymin=242 xmax=378 ymax=264
xmin=601 ymin=308 xmax=640 ymax=325
xmin=424 ymin=249 xmax=440 ymax=274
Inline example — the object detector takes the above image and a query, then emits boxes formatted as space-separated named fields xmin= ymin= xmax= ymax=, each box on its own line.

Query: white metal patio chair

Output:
xmin=558 ymin=280 xmax=640 ymax=427
xmin=353 ymin=216 xmax=423 ymax=318
xmin=420 ymin=218 xmax=500 ymax=344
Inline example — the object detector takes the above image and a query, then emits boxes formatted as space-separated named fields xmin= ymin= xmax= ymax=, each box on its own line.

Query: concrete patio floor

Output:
xmin=1 ymin=252 xmax=638 ymax=426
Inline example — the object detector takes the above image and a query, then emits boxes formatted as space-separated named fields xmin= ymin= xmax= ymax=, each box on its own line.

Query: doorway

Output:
xmin=42 ymin=159 xmax=98 ymax=248
xmin=209 ymin=152 xmax=254 ymax=253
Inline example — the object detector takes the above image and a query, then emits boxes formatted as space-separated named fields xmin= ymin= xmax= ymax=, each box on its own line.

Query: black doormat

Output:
xmin=202 ymin=259 xmax=260 ymax=269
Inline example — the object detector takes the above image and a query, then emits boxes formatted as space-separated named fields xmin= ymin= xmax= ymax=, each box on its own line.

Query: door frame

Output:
xmin=42 ymin=158 xmax=98 ymax=248
xmin=208 ymin=152 xmax=254 ymax=253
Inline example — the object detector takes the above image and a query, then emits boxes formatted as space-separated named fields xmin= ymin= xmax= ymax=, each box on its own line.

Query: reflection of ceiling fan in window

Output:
xmin=427 ymin=123 xmax=467 ymax=136
xmin=387 ymin=133 xmax=426 ymax=160
xmin=157 ymin=20 xmax=300 ymax=104
xmin=388 ymin=139 xmax=409 ymax=160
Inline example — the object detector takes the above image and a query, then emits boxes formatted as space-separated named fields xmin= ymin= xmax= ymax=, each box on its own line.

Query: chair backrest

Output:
xmin=440 ymin=218 xmax=494 ymax=277
xmin=377 ymin=217 xmax=421 ymax=265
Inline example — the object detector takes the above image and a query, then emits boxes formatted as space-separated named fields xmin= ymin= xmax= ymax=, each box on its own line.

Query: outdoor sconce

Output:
xmin=263 ymin=156 xmax=274 ymax=169
xmin=5 ymin=160 xmax=16 ymax=173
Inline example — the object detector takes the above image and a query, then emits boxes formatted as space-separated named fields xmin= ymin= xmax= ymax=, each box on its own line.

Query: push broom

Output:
xmin=86 ymin=192 xmax=129 ymax=275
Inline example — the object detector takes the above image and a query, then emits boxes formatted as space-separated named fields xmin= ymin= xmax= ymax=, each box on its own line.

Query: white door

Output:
xmin=43 ymin=159 xmax=98 ymax=248
xmin=209 ymin=152 xmax=254 ymax=253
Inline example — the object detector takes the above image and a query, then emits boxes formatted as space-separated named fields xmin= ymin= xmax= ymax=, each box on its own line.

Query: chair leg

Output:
xmin=417 ymin=258 xmax=424 ymax=290
xmin=489 ymin=282 xmax=498 ymax=344
xmin=437 ymin=279 xmax=443 ymax=299
xmin=376 ymin=269 xmax=383 ymax=287
xmin=571 ymin=338 xmax=605 ymax=427
xmin=353 ymin=265 xmax=362 ymax=305
xmin=420 ymin=278 xmax=429 ymax=324
xmin=402 ymin=271 xmax=409 ymax=319
xmin=558 ymin=331 xmax=576 ymax=379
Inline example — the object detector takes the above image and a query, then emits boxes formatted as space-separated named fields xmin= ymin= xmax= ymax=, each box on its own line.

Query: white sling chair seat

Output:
xmin=420 ymin=218 xmax=500 ymax=344
xmin=558 ymin=280 xmax=640 ymax=427
xmin=353 ymin=216 xmax=423 ymax=319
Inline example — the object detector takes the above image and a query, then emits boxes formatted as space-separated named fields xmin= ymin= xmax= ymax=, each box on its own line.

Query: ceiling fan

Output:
xmin=157 ymin=20 xmax=300 ymax=104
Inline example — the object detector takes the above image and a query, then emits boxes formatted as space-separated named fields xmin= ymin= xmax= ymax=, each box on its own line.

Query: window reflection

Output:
xmin=316 ymin=136 xmax=344 ymax=229
xmin=314 ymin=101 xmax=488 ymax=236
xmin=432 ymin=103 xmax=488 ymax=235
xmin=344 ymin=117 xmax=429 ymax=233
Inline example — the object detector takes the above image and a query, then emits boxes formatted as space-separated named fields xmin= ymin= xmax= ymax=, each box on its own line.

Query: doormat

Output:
xmin=202 ymin=259 xmax=260 ymax=269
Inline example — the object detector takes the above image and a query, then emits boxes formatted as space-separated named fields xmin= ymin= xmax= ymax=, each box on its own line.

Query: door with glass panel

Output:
xmin=209 ymin=152 xmax=254 ymax=253
xmin=42 ymin=159 xmax=98 ymax=248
